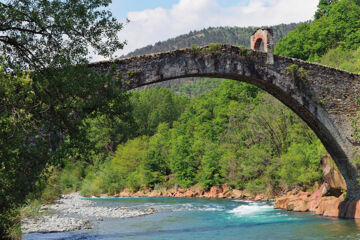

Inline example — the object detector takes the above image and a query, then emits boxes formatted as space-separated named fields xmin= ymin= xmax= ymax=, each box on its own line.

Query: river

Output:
xmin=23 ymin=197 xmax=360 ymax=240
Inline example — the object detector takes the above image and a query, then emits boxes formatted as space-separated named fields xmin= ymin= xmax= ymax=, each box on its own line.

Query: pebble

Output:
xmin=22 ymin=192 xmax=156 ymax=234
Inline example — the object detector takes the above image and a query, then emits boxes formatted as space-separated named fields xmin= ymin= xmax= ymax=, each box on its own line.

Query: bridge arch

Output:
xmin=91 ymin=44 xmax=360 ymax=200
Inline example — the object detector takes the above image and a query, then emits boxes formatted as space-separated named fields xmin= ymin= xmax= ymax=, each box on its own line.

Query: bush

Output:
xmin=59 ymin=163 xmax=84 ymax=193
xmin=100 ymin=161 xmax=124 ymax=195
xmin=126 ymin=169 xmax=145 ymax=192
xmin=245 ymin=178 xmax=267 ymax=196
xmin=40 ymin=167 xmax=62 ymax=204
xmin=21 ymin=199 xmax=42 ymax=219
xmin=321 ymin=46 xmax=360 ymax=73
xmin=80 ymin=173 xmax=102 ymax=197
xmin=278 ymin=141 xmax=323 ymax=187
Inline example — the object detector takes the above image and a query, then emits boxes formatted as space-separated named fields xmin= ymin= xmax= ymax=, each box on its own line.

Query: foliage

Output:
xmin=131 ymin=87 xmax=187 ymax=136
xmin=80 ymin=172 xmax=102 ymax=197
xmin=0 ymin=41 xmax=127 ymax=239
xmin=143 ymin=78 xmax=223 ymax=97
xmin=207 ymin=43 xmax=222 ymax=54
xmin=279 ymin=141 xmax=324 ymax=186
xmin=0 ymin=0 xmax=126 ymax=70
xmin=190 ymin=45 xmax=202 ymax=56
xmin=144 ymin=123 xmax=171 ymax=188
xmin=200 ymin=144 xmax=223 ymax=189
xmin=314 ymin=0 xmax=337 ymax=19
xmin=169 ymin=135 xmax=198 ymax=188
xmin=321 ymin=46 xmax=360 ymax=73
xmin=81 ymin=136 xmax=150 ymax=194
xmin=20 ymin=200 xmax=42 ymax=219
xmin=285 ymin=64 xmax=308 ymax=89
xmin=40 ymin=167 xmax=62 ymax=204
xmin=0 ymin=0 xmax=128 ymax=237
xmin=90 ymin=80 xmax=324 ymax=194
xmin=275 ymin=0 xmax=360 ymax=61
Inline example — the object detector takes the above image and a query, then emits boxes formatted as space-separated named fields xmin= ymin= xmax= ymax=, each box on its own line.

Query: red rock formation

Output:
xmin=321 ymin=155 xmax=346 ymax=196
xmin=115 ymin=184 xmax=262 ymax=201
xmin=273 ymin=155 xmax=360 ymax=218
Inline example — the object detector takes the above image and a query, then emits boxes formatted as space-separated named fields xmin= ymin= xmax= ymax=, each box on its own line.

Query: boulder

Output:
xmin=231 ymin=189 xmax=244 ymax=199
xmin=307 ymin=184 xmax=326 ymax=212
xmin=204 ymin=186 xmax=223 ymax=198
xmin=184 ymin=189 xmax=198 ymax=198
xmin=254 ymin=194 xmax=266 ymax=201
xmin=320 ymin=155 xmax=346 ymax=196
xmin=119 ymin=188 xmax=131 ymax=197
xmin=273 ymin=155 xmax=360 ymax=218
xmin=315 ymin=196 xmax=344 ymax=217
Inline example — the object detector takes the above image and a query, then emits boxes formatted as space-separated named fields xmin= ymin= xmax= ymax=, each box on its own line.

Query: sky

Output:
xmin=99 ymin=0 xmax=319 ymax=59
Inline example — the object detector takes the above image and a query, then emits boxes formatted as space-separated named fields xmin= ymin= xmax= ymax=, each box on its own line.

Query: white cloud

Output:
xmin=99 ymin=0 xmax=318 ymax=60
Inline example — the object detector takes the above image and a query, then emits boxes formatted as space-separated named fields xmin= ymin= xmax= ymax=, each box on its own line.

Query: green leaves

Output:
xmin=67 ymin=79 xmax=327 ymax=200
xmin=275 ymin=0 xmax=360 ymax=61
xmin=0 ymin=0 xmax=126 ymax=70
xmin=131 ymin=88 xmax=187 ymax=136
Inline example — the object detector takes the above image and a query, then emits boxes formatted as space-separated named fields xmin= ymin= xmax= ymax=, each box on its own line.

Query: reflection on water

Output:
xmin=23 ymin=197 xmax=360 ymax=240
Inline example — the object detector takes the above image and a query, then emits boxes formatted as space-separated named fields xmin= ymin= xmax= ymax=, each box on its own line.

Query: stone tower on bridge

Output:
xmin=251 ymin=28 xmax=274 ymax=64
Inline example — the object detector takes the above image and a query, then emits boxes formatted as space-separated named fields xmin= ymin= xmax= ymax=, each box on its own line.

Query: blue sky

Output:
xmin=94 ymin=0 xmax=318 ymax=60
xmin=110 ymin=0 xmax=250 ymax=19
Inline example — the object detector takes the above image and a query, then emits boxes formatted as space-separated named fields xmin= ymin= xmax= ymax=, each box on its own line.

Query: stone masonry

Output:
xmin=90 ymin=44 xmax=360 ymax=200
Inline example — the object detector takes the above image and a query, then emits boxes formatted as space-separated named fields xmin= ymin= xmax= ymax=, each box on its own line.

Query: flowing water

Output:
xmin=23 ymin=197 xmax=360 ymax=240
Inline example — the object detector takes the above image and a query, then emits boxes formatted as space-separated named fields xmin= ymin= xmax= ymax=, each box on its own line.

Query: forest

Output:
xmin=34 ymin=0 xmax=360 ymax=200
xmin=124 ymin=23 xmax=298 ymax=57
xmin=1 ymin=0 xmax=360 ymax=238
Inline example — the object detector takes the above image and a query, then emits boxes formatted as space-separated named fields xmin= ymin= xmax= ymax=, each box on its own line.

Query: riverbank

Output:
xmin=112 ymin=155 xmax=360 ymax=219
xmin=24 ymin=196 xmax=360 ymax=240
xmin=273 ymin=155 xmax=360 ymax=219
xmin=22 ymin=155 xmax=355 ymax=234
xmin=112 ymin=184 xmax=273 ymax=201
xmin=22 ymin=192 xmax=156 ymax=234
xmin=22 ymin=185 xmax=273 ymax=234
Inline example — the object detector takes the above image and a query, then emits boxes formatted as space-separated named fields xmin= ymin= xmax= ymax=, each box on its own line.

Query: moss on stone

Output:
xmin=286 ymin=64 xmax=308 ymax=89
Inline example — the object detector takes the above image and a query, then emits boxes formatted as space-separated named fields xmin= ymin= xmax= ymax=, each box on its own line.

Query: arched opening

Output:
xmin=114 ymin=76 xmax=329 ymax=198
xmin=253 ymin=37 xmax=265 ymax=51
xmin=92 ymin=45 xmax=360 ymax=199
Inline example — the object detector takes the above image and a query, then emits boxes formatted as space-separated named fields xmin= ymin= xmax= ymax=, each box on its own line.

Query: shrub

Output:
xmin=80 ymin=173 xmax=102 ymax=197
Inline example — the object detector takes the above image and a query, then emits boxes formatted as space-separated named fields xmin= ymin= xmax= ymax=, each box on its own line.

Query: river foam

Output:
xmin=228 ymin=201 xmax=273 ymax=216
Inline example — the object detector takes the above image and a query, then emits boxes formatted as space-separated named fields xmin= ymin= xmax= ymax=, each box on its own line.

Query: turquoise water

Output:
xmin=24 ymin=197 xmax=360 ymax=240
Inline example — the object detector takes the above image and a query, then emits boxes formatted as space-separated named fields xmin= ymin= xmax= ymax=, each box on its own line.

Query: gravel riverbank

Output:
xmin=22 ymin=193 xmax=156 ymax=234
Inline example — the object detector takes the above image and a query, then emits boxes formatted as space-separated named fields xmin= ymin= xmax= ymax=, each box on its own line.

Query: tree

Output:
xmin=0 ymin=1 xmax=127 ymax=238
xmin=314 ymin=0 xmax=337 ymax=19
xmin=0 ymin=0 xmax=126 ymax=70
xmin=0 ymin=62 xmax=131 ymax=238
xmin=131 ymin=88 xmax=187 ymax=136
xmin=144 ymin=123 xmax=171 ymax=188
xmin=200 ymin=143 xmax=223 ymax=189
xmin=275 ymin=0 xmax=360 ymax=61
xmin=110 ymin=136 xmax=149 ymax=191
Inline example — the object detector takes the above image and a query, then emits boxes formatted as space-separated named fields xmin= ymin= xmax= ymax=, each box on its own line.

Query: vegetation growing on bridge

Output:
xmin=285 ymin=64 xmax=308 ymax=89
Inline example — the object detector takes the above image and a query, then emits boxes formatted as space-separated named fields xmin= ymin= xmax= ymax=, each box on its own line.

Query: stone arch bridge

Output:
xmin=90 ymin=43 xmax=360 ymax=200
